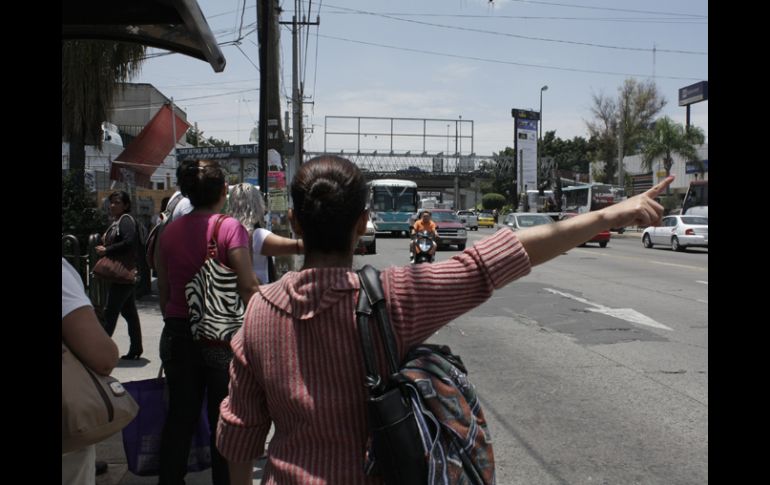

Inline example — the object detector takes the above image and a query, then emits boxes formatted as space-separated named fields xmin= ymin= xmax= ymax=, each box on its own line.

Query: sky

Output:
xmin=132 ymin=0 xmax=708 ymax=157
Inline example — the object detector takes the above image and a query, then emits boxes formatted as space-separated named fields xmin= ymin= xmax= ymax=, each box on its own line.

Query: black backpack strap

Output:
xmin=356 ymin=279 xmax=382 ymax=394
xmin=358 ymin=265 xmax=401 ymax=377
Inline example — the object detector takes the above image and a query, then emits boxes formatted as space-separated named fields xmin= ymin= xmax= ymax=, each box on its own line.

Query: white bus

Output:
xmin=368 ymin=179 xmax=419 ymax=236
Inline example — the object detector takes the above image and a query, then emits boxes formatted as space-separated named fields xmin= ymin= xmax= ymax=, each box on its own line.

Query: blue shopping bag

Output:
xmin=121 ymin=375 xmax=212 ymax=476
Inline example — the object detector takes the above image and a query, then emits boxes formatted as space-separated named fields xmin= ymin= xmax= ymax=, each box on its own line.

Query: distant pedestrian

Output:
xmin=95 ymin=190 xmax=143 ymax=360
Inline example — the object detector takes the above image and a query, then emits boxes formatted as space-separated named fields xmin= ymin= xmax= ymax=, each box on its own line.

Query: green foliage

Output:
xmin=61 ymin=172 xmax=109 ymax=251
xmin=482 ymin=193 xmax=506 ymax=211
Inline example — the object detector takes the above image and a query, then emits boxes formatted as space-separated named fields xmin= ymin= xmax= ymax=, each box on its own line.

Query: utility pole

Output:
xmin=257 ymin=0 xmax=284 ymax=198
xmin=280 ymin=6 xmax=318 ymax=189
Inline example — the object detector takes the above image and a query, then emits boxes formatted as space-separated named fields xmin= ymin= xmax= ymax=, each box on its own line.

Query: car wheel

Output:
xmin=672 ymin=236 xmax=684 ymax=252
xmin=599 ymin=241 xmax=608 ymax=248
xmin=458 ymin=243 xmax=466 ymax=250
xmin=369 ymin=240 xmax=376 ymax=254
xmin=642 ymin=234 xmax=653 ymax=248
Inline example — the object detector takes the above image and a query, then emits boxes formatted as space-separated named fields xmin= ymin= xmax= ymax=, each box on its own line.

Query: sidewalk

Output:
xmin=94 ymin=286 xmax=269 ymax=485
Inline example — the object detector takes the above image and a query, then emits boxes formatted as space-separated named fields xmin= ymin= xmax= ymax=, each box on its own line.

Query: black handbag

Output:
xmin=356 ymin=266 xmax=428 ymax=485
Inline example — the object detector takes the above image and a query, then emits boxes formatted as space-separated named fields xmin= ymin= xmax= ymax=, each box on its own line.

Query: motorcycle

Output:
xmin=411 ymin=230 xmax=435 ymax=264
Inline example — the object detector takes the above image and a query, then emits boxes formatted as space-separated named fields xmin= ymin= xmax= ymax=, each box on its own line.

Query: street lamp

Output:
xmin=539 ymin=85 xmax=548 ymax=185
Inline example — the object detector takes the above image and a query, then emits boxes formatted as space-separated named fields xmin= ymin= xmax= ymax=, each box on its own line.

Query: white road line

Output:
xmin=697 ymin=299 xmax=708 ymax=304
xmin=571 ymin=249 xmax=706 ymax=272
xmin=650 ymin=260 xmax=705 ymax=271
xmin=696 ymin=280 xmax=708 ymax=285
xmin=544 ymin=288 xmax=673 ymax=331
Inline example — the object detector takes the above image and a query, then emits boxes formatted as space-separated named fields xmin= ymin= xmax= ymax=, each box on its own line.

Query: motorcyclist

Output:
xmin=410 ymin=209 xmax=438 ymax=261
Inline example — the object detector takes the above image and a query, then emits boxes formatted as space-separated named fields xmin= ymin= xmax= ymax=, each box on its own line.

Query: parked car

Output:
xmin=456 ymin=210 xmax=478 ymax=231
xmin=501 ymin=212 xmax=555 ymax=232
xmin=356 ymin=216 xmax=377 ymax=254
xmin=642 ymin=215 xmax=708 ymax=251
xmin=560 ymin=212 xmax=610 ymax=247
xmin=477 ymin=211 xmax=496 ymax=228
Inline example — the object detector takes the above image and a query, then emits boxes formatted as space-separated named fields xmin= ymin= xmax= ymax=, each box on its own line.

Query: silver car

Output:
xmin=356 ymin=217 xmax=377 ymax=254
xmin=501 ymin=212 xmax=555 ymax=231
xmin=642 ymin=215 xmax=708 ymax=251
xmin=456 ymin=210 xmax=478 ymax=231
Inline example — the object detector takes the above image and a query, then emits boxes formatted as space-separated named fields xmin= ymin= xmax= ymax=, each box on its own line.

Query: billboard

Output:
xmin=515 ymin=118 xmax=539 ymax=193
xmin=678 ymin=81 xmax=708 ymax=106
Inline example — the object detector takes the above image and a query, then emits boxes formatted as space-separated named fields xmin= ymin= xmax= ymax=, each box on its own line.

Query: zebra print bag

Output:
xmin=185 ymin=215 xmax=246 ymax=342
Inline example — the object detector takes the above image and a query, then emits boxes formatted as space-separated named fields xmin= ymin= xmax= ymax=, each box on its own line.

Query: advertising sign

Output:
xmin=515 ymin=118 xmax=539 ymax=192
xmin=678 ymin=81 xmax=708 ymax=106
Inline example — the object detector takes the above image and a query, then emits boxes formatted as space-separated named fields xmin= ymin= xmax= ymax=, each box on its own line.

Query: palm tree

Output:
xmin=62 ymin=40 xmax=146 ymax=188
xmin=640 ymin=117 xmax=705 ymax=195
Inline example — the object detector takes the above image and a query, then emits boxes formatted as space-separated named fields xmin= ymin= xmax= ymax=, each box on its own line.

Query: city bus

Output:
xmin=681 ymin=180 xmax=708 ymax=217
xmin=368 ymin=179 xmax=419 ymax=236
xmin=560 ymin=183 xmax=621 ymax=214
xmin=560 ymin=183 xmax=626 ymax=231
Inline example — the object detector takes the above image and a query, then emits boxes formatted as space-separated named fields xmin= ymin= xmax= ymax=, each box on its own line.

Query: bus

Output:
xmin=368 ymin=179 xmax=419 ymax=236
xmin=560 ymin=183 xmax=626 ymax=231
xmin=560 ymin=183 xmax=621 ymax=214
xmin=681 ymin=180 xmax=708 ymax=217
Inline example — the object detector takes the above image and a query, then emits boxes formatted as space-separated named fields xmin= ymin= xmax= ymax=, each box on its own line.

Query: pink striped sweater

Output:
xmin=217 ymin=228 xmax=531 ymax=484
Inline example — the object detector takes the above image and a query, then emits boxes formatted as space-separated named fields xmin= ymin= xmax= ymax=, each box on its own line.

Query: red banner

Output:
xmin=110 ymin=104 xmax=190 ymax=187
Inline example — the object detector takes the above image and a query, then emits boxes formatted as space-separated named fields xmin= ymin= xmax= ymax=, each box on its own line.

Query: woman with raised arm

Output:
xmin=217 ymin=155 xmax=673 ymax=485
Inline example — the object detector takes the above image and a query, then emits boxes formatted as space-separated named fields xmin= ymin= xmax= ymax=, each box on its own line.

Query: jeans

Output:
xmin=158 ymin=318 xmax=231 ymax=485
xmin=103 ymin=282 xmax=143 ymax=355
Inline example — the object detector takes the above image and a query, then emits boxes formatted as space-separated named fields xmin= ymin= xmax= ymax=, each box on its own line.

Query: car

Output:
xmin=642 ymin=215 xmax=708 ymax=251
xmin=356 ymin=216 xmax=377 ymax=254
xmin=456 ymin=210 xmax=478 ymax=231
xmin=501 ymin=212 xmax=555 ymax=231
xmin=560 ymin=212 xmax=610 ymax=247
xmin=477 ymin=212 xmax=496 ymax=228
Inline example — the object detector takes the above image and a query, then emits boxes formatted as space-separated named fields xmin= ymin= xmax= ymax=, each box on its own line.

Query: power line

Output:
xmin=316 ymin=11 xmax=706 ymax=24
xmin=323 ymin=4 xmax=706 ymax=55
xmin=507 ymin=0 xmax=705 ymax=18
xmin=317 ymin=34 xmax=704 ymax=81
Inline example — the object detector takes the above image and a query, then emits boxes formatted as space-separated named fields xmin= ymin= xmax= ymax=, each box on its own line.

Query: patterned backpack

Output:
xmin=356 ymin=265 xmax=495 ymax=485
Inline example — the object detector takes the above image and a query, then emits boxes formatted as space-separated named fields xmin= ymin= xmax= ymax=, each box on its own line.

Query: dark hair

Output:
xmin=177 ymin=159 xmax=226 ymax=208
xmin=108 ymin=190 xmax=131 ymax=212
xmin=421 ymin=210 xmax=431 ymax=217
xmin=160 ymin=196 xmax=170 ymax=212
xmin=290 ymin=155 xmax=368 ymax=252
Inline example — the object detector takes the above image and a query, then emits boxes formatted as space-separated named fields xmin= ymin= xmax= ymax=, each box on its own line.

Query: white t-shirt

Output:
xmin=251 ymin=228 xmax=272 ymax=284
xmin=170 ymin=191 xmax=193 ymax=221
xmin=62 ymin=258 xmax=92 ymax=319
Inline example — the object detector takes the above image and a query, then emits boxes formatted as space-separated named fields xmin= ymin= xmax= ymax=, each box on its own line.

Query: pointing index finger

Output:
xmin=644 ymin=175 xmax=675 ymax=198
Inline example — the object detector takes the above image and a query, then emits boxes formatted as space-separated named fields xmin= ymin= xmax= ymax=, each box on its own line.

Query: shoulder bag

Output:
xmin=92 ymin=214 xmax=139 ymax=284
xmin=62 ymin=343 xmax=139 ymax=453
xmin=186 ymin=214 xmax=246 ymax=342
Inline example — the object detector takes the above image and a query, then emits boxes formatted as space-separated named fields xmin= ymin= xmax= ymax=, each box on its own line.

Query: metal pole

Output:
xmin=292 ymin=13 xmax=300 ymax=176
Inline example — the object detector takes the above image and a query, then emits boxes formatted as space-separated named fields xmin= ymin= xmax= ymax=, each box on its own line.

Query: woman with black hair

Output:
xmin=95 ymin=190 xmax=143 ymax=360
xmin=156 ymin=160 xmax=259 ymax=485
xmin=217 ymin=155 xmax=674 ymax=485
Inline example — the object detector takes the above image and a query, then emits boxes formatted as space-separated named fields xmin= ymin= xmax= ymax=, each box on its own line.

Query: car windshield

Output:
xmin=431 ymin=212 xmax=459 ymax=222
xmin=681 ymin=216 xmax=708 ymax=225
xmin=516 ymin=215 xmax=553 ymax=227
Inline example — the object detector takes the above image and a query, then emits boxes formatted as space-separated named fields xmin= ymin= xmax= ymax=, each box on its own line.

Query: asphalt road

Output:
xmin=356 ymin=227 xmax=708 ymax=484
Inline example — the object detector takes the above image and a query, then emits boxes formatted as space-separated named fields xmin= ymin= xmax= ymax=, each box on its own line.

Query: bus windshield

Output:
xmin=371 ymin=186 xmax=417 ymax=212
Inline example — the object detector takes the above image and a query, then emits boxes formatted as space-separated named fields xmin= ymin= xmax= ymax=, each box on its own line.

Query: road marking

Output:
xmin=544 ymin=288 xmax=673 ymax=331
xmin=571 ymin=249 xmax=706 ymax=272
xmin=697 ymin=299 xmax=708 ymax=304
xmin=696 ymin=280 xmax=708 ymax=285
xmin=650 ymin=260 xmax=706 ymax=271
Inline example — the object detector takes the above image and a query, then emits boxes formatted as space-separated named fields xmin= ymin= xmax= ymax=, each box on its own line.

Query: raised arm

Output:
xmin=517 ymin=176 xmax=674 ymax=266
xmin=259 ymin=233 xmax=303 ymax=257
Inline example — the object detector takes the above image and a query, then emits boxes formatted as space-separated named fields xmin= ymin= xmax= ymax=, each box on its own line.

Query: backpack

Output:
xmin=356 ymin=265 xmax=495 ymax=485
xmin=145 ymin=193 xmax=184 ymax=271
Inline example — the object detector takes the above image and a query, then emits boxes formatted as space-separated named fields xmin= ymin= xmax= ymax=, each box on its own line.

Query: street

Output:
xmin=358 ymin=228 xmax=708 ymax=484
xmin=103 ymin=227 xmax=708 ymax=484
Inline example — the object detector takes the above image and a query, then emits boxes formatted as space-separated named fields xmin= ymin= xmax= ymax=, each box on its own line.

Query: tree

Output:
xmin=586 ymin=78 xmax=666 ymax=183
xmin=62 ymin=172 xmax=108 ymax=249
xmin=62 ymin=41 xmax=146 ymax=188
xmin=639 ymin=117 xmax=705 ymax=194
xmin=481 ymin=193 xmax=506 ymax=211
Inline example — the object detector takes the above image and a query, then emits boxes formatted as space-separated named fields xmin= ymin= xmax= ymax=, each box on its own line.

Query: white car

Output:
xmin=356 ymin=217 xmax=377 ymax=254
xmin=642 ymin=215 xmax=708 ymax=251
xmin=456 ymin=210 xmax=478 ymax=231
